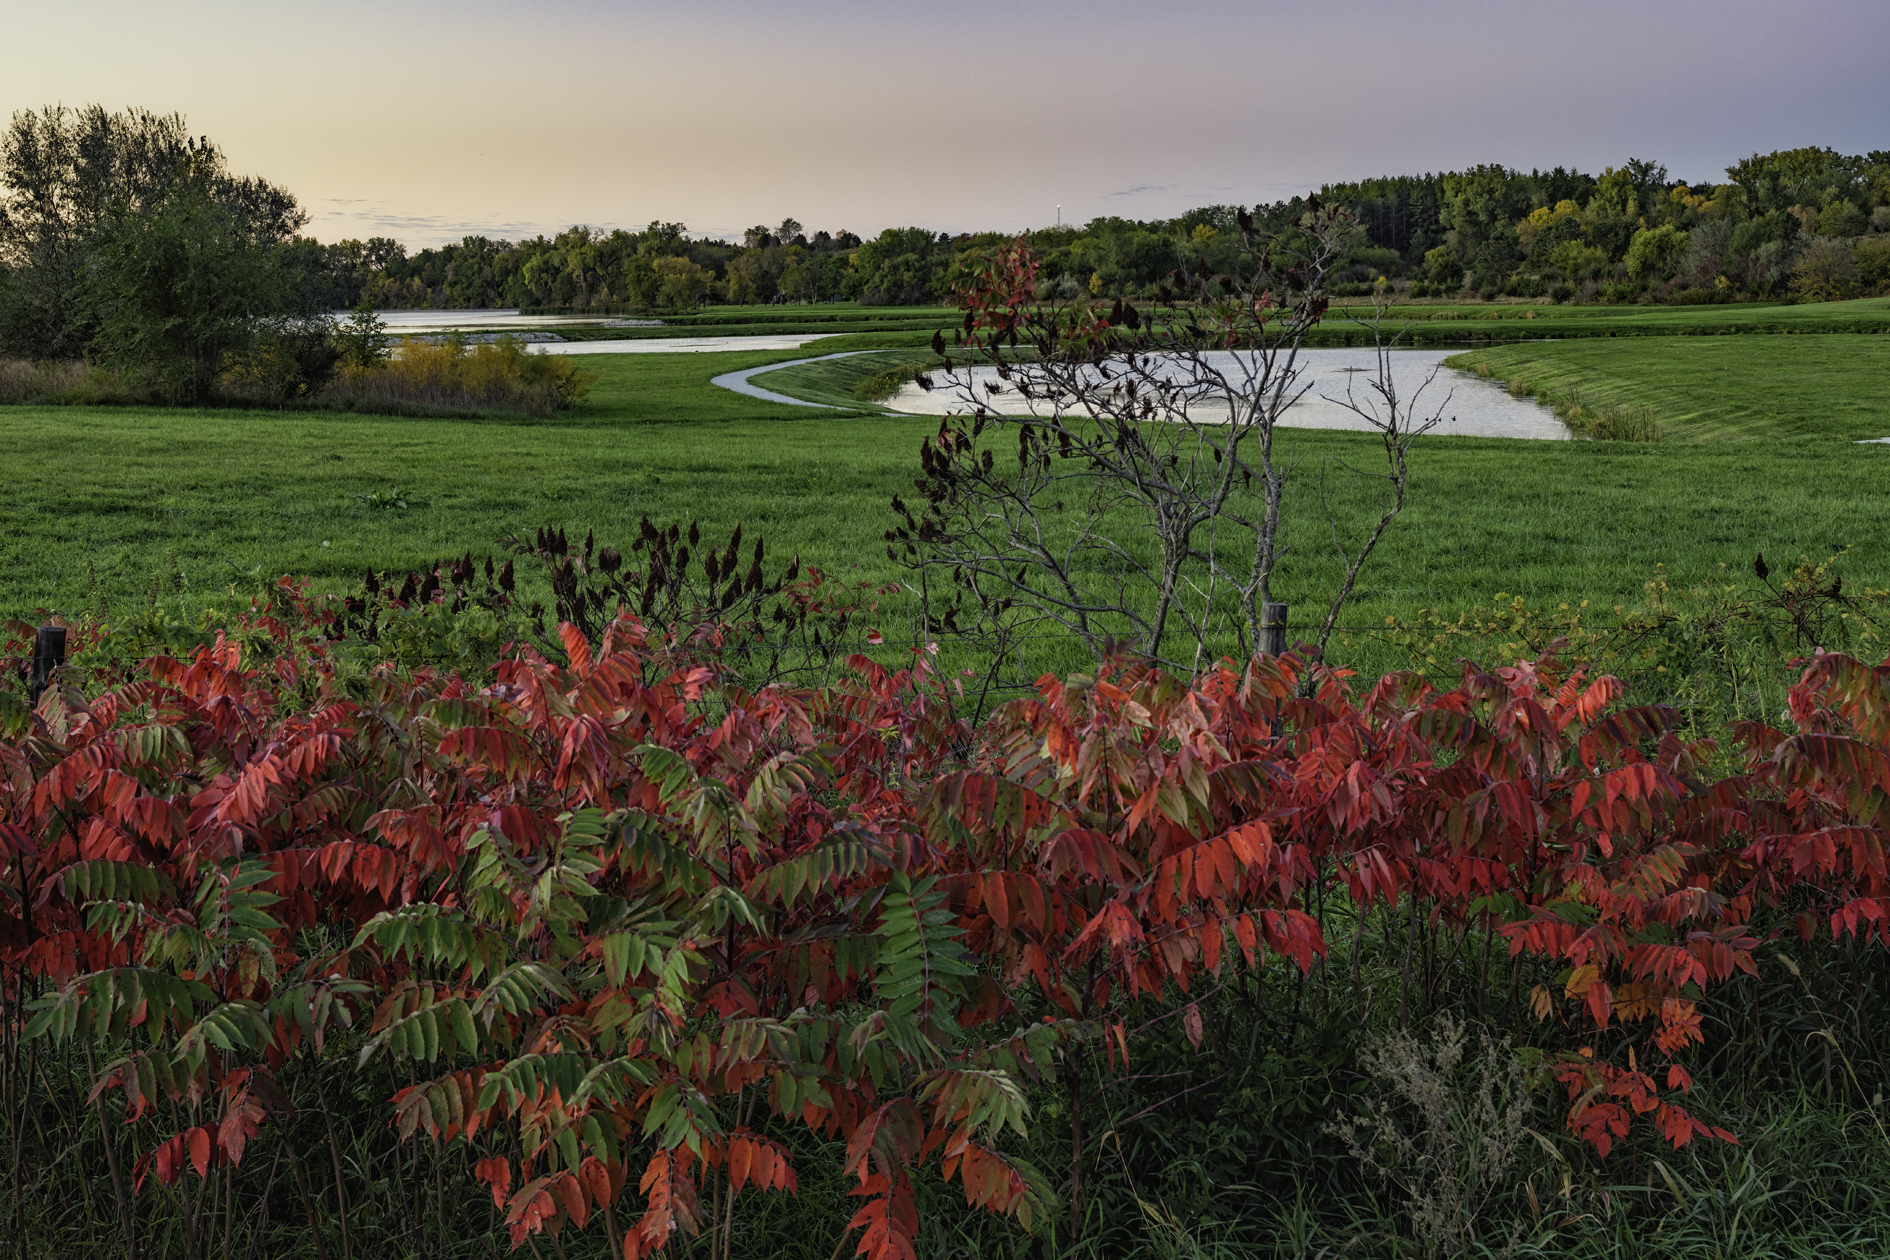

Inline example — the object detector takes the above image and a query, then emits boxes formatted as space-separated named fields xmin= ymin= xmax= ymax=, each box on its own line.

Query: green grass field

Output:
xmin=5 ymin=339 xmax=1889 ymax=684
xmin=1445 ymin=335 xmax=1890 ymax=441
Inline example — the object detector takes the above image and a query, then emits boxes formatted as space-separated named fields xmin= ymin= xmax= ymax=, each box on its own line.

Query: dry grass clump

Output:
xmin=0 ymin=358 xmax=153 ymax=405
xmin=1584 ymin=403 xmax=1662 ymax=441
xmin=1460 ymin=368 xmax=1663 ymax=442
xmin=1548 ymin=387 xmax=1662 ymax=441
xmin=321 ymin=337 xmax=596 ymax=418
xmin=1327 ymin=1015 xmax=1535 ymax=1258
xmin=851 ymin=361 xmax=928 ymax=402
xmin=1480 ymin=378 xmax=1664 ymax=442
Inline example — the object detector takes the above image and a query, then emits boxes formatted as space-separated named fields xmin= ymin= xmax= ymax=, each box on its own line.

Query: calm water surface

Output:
xmin=882 ymin=348 xmax=1570 ymax=440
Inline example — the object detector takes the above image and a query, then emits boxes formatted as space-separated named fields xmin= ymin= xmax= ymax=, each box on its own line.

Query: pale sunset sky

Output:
xmin=7 ymin=0 xmax=1886 ymax=246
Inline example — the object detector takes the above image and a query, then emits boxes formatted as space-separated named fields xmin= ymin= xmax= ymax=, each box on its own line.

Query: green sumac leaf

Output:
xmin=618 ymin=816 xmax=712 ymax=894
xmin=178 ymin=1000 xmax=269 ymax=1063
xmin=636 ymin=745 xmax=698 ymax=805
xmin=558 ymin=807 xmax=609 ymax=845
xmin=60 ymin=860 xmax=175 ymax=908
xmin=354 ymin=904 xmax=509 ymax=981
xmin=479 ymin=1054 xmax=593 ymax=1113
xmin=748 ymin=830 xmax=890 ymax=909
xmin=449 ymin=999 xmax=479 ymax=1053
xmin=874 ymin=872 xmax=975 ymax=1064
xmin=473 ymin=962 xmax=571 ymax=1022
xmin=600 ymin=931 xmax=651 ymax=987
xmin=0 ymin=687 xmax=30 ymax=740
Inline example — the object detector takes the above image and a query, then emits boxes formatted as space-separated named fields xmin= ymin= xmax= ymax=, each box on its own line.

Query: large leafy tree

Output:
xmin=75 ymin=163 xmax=301 ymax=403
xmin=849 ymin=227 xmax=950 ymax=306
xmin=0 ymin=104 xmax=303 ymax=361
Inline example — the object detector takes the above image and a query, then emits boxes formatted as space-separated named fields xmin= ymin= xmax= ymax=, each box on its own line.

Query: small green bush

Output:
xmin=1819 ymin=199 xmax=1868 ymax=238
xmin=222 ymin=316 xmax=342 ymax=403
xmin=1624 ymin=224 xmax=1691 ymax=280
xmin=1791 ymin=238 xmax=1860 ymax=302
xmin=1423 ymin=246 xmax=1465 ymax=286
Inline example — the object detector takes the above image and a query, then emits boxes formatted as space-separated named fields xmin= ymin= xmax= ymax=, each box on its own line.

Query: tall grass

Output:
xmin=0 ymin=358 xmax=154 ymax=406
xmin=320 ymin=336 xmax=597 ymax=417
xmin=2 ymin=335 xmax=596 ymax=419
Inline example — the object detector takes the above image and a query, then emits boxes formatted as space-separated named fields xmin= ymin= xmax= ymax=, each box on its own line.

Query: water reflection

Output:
xmin=882 ymin=348 xmax=1570 ymax=441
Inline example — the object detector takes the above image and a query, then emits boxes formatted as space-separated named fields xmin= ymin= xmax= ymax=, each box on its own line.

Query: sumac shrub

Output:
xmin=8 ymin=583 xmax=1890 ymax=1257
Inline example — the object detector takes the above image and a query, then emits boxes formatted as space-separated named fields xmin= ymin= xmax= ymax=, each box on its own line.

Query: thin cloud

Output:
xmin=304 ymin=200 xmax=634 ymax=246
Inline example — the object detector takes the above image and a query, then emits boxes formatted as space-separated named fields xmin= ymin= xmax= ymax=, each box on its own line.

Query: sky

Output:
xmin=5 ymin=0 xmax=1887 ymax=247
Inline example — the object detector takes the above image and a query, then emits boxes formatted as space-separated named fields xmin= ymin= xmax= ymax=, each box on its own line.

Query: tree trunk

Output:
xmin=280 ymin=1134 xmax=332 ymax=1260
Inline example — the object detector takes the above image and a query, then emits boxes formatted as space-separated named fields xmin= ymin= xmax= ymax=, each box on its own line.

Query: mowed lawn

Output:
xmin=3 ymin=340 xmax=1889 ymax=677
xmin=1448 ymin=334 xmax=1890 ymax=441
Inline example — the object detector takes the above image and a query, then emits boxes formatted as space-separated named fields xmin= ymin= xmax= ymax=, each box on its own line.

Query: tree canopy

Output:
xmin=0 ymin=104 xmax=304 ymax=358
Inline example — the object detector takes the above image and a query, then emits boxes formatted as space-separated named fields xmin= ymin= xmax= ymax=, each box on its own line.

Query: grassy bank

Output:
xmin=1444 ymin=334 xmax=1890 ymax=441
xmin=747 ymin=348 xmax=936 ymax=408
xmin=1346 ymin=294 xmax=1890 ymax=327
xmin=1308 ymin=294 xmax=1890 ymax=346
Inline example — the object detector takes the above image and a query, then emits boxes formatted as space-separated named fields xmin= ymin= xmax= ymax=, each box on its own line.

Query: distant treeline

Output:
xmin=1318 ymin=150 xmax=1890 ymax=302
xmin=310 ymin=147 xmax=1890 ymax=312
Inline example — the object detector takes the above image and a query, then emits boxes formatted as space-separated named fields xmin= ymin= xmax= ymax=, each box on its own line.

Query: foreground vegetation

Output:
xmin=9 ymin=587 xmax=1890 ymax=1260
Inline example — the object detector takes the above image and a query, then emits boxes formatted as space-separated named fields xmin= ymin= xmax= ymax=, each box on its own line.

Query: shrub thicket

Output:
xmin=318 ymin=336 xmax=596 ymax=417
xmin=9 ymin=570 xmax=1890 ymax=1258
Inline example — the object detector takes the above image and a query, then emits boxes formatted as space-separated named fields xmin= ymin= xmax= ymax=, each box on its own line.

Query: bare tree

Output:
xmin=1310 ymin=287 xmax=1450 ymax=651
xmin=886 ymin=205 xmax=1447 ymax=678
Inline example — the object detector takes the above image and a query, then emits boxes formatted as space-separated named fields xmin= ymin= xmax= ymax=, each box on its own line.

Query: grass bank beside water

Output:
xmin=1445 ymin=335 xmax=1890 ymax=441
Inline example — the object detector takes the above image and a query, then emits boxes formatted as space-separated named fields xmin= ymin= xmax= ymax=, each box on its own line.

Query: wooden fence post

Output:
xmin=28 ymin=625 xmax=65 ymax=705
xmin=1261 ymin=602 xmax=1288 ymax=658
